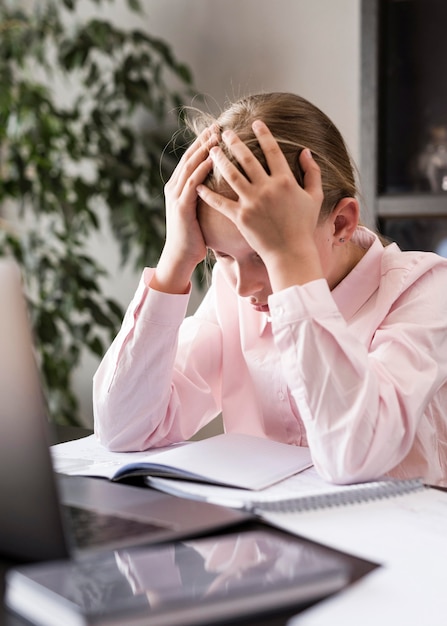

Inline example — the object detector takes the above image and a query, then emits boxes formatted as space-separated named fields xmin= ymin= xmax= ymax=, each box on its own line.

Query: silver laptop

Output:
xmin=0 ymin=259 xmax=250 ymax=564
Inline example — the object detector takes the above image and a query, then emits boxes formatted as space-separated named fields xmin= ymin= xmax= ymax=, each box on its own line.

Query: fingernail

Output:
xmin=252 ymin=119 xmax=264 ymax=131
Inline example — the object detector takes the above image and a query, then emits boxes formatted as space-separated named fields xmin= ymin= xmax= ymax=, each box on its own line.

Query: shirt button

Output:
xmin=278 ymin=391 xmax=285 ymax=401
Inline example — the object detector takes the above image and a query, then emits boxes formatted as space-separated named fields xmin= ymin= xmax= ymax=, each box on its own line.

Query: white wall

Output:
xmin=144 ymin=0 xmax=360 ymax=156
xmin=73 ymin=0 xmax=361 ymax=425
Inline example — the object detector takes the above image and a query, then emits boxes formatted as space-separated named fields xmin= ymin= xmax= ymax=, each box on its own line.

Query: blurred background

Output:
xmin=3 ymin=0 xmax=446 ymax=451
xmin=83 ymin=0 xmax=361 ymax=426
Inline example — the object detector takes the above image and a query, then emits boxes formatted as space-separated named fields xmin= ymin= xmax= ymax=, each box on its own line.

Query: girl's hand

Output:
xmin=196 ymin=120 xmax=325 ymax=290
xmin=151 ymin=127 xmax=218 ymax=294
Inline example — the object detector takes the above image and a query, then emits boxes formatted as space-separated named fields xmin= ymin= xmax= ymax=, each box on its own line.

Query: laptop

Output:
xmin=0 ymin=259 xmax=250 ymax=565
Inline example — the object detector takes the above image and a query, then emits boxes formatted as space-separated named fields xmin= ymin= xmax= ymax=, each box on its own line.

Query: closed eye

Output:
xmin=213 ymin=250 xmax=232 ymax=260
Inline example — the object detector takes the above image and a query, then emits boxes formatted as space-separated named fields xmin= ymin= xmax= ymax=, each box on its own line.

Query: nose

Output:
xmin=235 ymin=263 xmax=265 ymax=299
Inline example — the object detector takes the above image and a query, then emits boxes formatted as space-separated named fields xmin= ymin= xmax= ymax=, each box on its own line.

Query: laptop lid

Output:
xmin=0 ymin=259 xmax=250 ymax=565
xmin=0 ymin=259 xmax=69 ymax=562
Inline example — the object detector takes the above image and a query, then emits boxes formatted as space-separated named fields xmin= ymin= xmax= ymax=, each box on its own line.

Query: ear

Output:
xmin=331 ymin=198 xmax=360 ymax=244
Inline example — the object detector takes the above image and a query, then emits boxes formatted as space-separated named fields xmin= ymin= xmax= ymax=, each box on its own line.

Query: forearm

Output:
xmin=271 ymin=280 xmax=447 ymax=483
xmin=93 ymin=274 xmax=191 ymax=450
xmin=149 ymin=248 xmax=197 ymax=295
xmin=93 ymin=271 xmax=223 ymax=451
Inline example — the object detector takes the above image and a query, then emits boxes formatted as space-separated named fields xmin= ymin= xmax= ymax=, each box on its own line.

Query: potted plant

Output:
xmin=0 ymin=0 xmax=196 ymax=425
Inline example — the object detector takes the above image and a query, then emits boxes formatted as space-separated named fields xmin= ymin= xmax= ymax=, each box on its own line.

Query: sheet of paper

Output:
xmin=50 ymin=434 xmax=175 ymax=477
xmin=51 ymin=433 xmax=312 ymax=489
xmin=146 ymin=466 xmax=394 ymax=508
xmin=264 ymin=488 xmax=447 ymax=626
xmin=263 ymin=487 xmax=447 ymax=562
xmin=288 ymin=555 xmax=447 ymax=626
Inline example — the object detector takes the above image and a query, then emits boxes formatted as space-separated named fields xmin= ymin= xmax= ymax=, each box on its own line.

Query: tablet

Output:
xmin=6 ymin=525 xmax=351 ymax=626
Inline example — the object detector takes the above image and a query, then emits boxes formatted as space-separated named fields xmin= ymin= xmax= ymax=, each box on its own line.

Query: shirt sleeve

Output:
xmin=93 ymin=269 xmax=223 ymax=451
xmin=269 ymin=266 xmax=447 ymax=484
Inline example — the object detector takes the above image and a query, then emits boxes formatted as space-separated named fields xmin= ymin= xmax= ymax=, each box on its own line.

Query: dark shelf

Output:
xmin=361 ymin=0 xmax=447 ymax=257
xmin=377 ymin=193 xmax=447 ymax=218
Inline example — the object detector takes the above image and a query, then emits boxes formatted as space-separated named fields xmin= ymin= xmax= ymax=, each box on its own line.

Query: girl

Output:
xmin=93 ymin=92 xmax=447 ymax=486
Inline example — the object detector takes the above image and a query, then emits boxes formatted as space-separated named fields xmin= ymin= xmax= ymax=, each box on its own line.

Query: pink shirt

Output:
xmin=93 ymin=227 xmax=447 ymax=486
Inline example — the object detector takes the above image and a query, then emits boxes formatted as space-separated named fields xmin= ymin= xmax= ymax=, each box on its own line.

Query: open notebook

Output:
xmin=0 ymin=259 xmax=250 ymax=565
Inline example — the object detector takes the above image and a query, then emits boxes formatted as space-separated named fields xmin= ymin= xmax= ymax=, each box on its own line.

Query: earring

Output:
xmin=339 ymin=237 xmax=346 ymax=243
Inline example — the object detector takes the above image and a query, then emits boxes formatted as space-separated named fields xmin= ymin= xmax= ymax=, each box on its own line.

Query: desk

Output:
xmin=265 ymin=485 xmax=447 ymax=626
xmin=1 ymin=427 xmax=378 ymax=626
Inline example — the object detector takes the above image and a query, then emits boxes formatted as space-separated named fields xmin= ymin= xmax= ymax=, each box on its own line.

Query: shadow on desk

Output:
xmin=51 ymin=424 xmax=93 ymax=445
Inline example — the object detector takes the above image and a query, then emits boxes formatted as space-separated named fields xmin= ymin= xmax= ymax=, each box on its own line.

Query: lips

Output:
xmin=251 ymin=303 xmax=270 ymax=313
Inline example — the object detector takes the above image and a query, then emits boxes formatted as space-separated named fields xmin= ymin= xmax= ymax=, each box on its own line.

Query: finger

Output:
xmin=219 ymin=128 xmax=267 ymax=185
xmin=300 ymin=149 xmax=324 ymax=201
xmin=251 ymin=119 xmax=291 ymax=175
xmin=179 ymin=156 xmax=214 ymax=205
xmin=208 ymin=144 xmax=253 ymax=197
xmin=177 ymin=128 xmax=217 ymax=181
xmin=169 ymin=126 xmax=218 ymax=189
xmin=196 ymin=183 xmax=239 ymax=221
xmin=184 ymin=125 xmax=218 ymax=159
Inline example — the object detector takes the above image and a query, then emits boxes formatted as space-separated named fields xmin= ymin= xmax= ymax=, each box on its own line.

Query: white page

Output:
xmin=263 ymin=487 xmax=447 ymax=562
xmin=51 ymin=434 xmax=177 ymax=477
xmin=111 ymin=433 xmax=313 ymax=489
xmin=146 ymin=466 xmax=402 ymax=508
xmin=263 ymin=488 xmax=447 ymax=626
xmin=289 ymin=555 xmax=447 ymax=626
xmin=51 ymin=433 xmax=313 ymax=490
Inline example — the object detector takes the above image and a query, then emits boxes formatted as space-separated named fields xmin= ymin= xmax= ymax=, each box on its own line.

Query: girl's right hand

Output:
xmin=151 ymin=127 xmax=218 ymax=294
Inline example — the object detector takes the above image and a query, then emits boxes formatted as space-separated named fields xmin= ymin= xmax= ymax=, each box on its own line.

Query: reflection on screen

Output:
xmin=116 ymin=530 xmax=326 ymax=605
xmin=57 ymin=529 xmax=348 ymax=619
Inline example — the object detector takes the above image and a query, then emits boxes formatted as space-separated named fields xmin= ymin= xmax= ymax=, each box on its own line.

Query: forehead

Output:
xmin=197 ymin=201 xmax=249 ymax=253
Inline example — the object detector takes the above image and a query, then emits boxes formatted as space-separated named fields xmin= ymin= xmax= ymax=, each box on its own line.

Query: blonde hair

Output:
xmin=187 ymin=92 xmax=358 ymax=223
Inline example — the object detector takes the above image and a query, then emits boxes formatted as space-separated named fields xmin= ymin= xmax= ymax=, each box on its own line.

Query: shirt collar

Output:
xmin=253 ymin=226 xmax=384 ymax=334
xmin=331 ymin=226 xmax=384 ymax=321
xmin=259 ymin=311 xmax=271 ymax=335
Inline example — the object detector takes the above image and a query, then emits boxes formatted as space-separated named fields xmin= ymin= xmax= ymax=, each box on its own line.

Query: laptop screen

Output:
xmin=0 ymin=259 xmax=69 ymax=562
xmin=0 ymin=259 xmax=252 ymax=563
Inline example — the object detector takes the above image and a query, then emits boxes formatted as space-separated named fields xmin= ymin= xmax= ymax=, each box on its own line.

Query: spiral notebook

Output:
xmin=145 ymin=466 xmax=424 ymax=513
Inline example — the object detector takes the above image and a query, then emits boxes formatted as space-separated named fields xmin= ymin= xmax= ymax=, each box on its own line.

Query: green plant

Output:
xmin=0 ymin=0 xmax=196 ymax=425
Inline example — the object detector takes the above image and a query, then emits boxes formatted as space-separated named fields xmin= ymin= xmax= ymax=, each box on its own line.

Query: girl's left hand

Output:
xmin=195 ymin=120 xmax=324 ymax=281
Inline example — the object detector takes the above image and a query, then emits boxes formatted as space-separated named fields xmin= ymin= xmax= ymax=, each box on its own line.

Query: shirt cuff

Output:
xmin=268 ymin=279 xmax=339 ymax=328
xmin=133 ymin=268 xmax=191 ymax=326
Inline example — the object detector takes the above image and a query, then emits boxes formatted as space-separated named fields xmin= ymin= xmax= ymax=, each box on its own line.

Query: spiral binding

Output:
xmin=248 ymin=477 xmax=425 ymax=514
